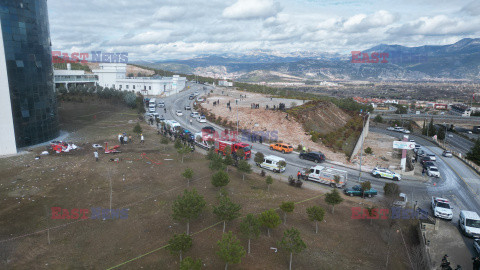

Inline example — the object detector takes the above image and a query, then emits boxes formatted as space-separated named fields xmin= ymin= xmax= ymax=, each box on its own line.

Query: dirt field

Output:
xmin=353 ymin=132 xmax=403 ymax=172
xmin=0 ymin=101 xmax=415 ymax=269
xmin=201 ymin=87 xmax=401 ymax=170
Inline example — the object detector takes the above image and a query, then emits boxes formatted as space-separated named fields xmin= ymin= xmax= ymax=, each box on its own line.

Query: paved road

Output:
xmin=158 ymin=84 xmax=425 ymax=196
xmin=155 ymin=84 xmax=480 ymax=256
xmin=161 ymin=84 xmax=480 ymax=225
xmin=372 ymin=127 xmax=480 ymax=256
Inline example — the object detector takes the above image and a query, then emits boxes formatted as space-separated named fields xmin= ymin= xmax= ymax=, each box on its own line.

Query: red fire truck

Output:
xmin=214 ymin=139 xmax=252 ymax=159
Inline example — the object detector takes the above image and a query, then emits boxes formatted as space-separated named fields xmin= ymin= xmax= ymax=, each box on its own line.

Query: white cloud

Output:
xmin=46 ymin=0 xmax=480 ymax=60
xmin=342 ymin=10 xmax=398 ymax=32
xmin=388 ymin=15 xmax=480 ymax=36
xmin=222 ymin=0 xmax=282 ymax=19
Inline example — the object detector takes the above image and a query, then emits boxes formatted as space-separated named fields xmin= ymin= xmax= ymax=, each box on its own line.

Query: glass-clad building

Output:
xmin=0 ymin=0 xmax=58 ymax=148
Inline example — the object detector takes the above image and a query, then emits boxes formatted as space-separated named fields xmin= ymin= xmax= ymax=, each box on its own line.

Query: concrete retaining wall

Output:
xmin=351 ymin=115 xmax=370 ymax=159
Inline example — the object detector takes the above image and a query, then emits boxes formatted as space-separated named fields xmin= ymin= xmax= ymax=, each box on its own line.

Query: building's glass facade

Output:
xmin=0 ymin=0 xmax=58 ymax=147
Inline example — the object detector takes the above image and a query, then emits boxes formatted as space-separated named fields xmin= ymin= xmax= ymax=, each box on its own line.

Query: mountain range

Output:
xmin=134 ymin=38 xmax=480 ymax=82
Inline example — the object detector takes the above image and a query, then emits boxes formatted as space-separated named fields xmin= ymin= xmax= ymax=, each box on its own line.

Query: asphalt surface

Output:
xmin=155 ymin=83 xmax=480 ymax=255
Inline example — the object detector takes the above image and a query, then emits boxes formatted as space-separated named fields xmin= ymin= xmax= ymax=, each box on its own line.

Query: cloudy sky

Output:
xmin=48 ymin=0 xmax=480 ymax=61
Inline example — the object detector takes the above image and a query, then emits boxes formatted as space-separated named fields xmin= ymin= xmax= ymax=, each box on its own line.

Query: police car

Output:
xmin=371 ymin=167 xmax=401 ymax=181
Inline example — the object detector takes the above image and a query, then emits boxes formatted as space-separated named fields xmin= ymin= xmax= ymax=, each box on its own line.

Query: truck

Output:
xmin=393 ymin=193 xmax=408 ymax=208
xmin=214 ymin=139 xmax=252 ymax=159
xmin=431 ymin=197 xmax=453 ymax=220
xmin=300 ymin=165 xmax=347 ymax=188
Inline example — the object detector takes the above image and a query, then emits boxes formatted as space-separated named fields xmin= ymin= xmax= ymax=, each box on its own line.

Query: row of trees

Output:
xmin=421 ymin=118 xmax=445 ymax=140
xmin=57 ymin=84 xmax=144 ymax=112
xmin=169 ymin=184 xmax=343 ymax=269
xmin=167 ymin=147 xmax=348 ymax=269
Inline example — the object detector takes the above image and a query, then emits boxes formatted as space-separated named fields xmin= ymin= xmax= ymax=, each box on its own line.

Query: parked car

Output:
xmin=442 ymin=150 xmax=453 ymax=157
xmin=423 ymin=161 xmax=435 ymax=169
xmin=427 ymin=154 xmax=436 ymax=161
xmin=175 ymin=110 xmax=183 ymax=116
xmin=201 ymin=126 xmax=215 ymax=134
xmin=474 ymin=239 xmax=480 ymax=253
xmin=420 ymin=156 xmax=433 ymax=165
xmin=371 ymin=167 xmax=401 ymax=181
xmin=157 ymin=101 xmax=165 ymax=108
xmin=387 ymin=127 xmax=395 ymax=131
xmin=344 ymin=185 xmax=378 ymax=198
xmin=188 ymin=95 xmax=195 ymax=100
xmin=393 ymin=127 xmax=405 ymax=132
xmin=414 ymin=144 xmax=421 ymax=150
xmin=427 ymin=166 xmax=440 ymax=177
xmin=459 ymin=210 xmax=480 ymax=238
xmin=402 ymin=129 xmax=411 ymax=134
xmin=194 ymin=91 xmax=199 ymax=96
xmin=197 ymin=115 xmax=206 ymax=123
xmin=197 ymin=97 xmax=205 ymax=102
xmin=432 ymin=197 xmax=453 ymax=220
xmin=184 ymin=105 xmax=191 ymax=110
xmin=269 ymin=143 xmax=294 ymax=153
xmin=299 ymin=151 xmax=325 ymax=163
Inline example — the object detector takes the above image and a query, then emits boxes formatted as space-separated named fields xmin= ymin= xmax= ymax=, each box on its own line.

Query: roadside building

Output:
xmin=449 ymin=104 xmax=471 ymax=117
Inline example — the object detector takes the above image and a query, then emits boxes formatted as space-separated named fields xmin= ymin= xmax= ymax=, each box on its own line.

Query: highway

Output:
xmin=156 ymin=83 xmax=480 ymax=255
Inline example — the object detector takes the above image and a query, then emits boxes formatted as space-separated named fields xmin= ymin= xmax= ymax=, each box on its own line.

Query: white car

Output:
xmin=432 ymin=197 xmax=453 ymax=220
xmin=196 ymin=97 xmax=205 ymax=102
xmin=387 ymin=127 xmax=395 ymax=131
xmin=184 ymin=106 xmax=191 ymax=110
xmin=371 ymin=167 xmax=401 ymax=181
xmin=442 ymin=150 xmax=453 ymax=157
xmin=190 ymin=112 xmax=200 ymax=118
xmin=197 ymin=115 xmax=206 ymax=123
xmin=427 ymin=166 xmax=440 ymax=177
xmin=175 ymin=110 xmax=183 ymax=116
xmin=393 ymin=127 xmax=405 ymax=132
xmin=402 ymin=129 xmax=411 ymax=134
xmin=194 ymin=91 xmax=199 ymax=96
xmin=427 ymin=154 xmax=436 ymax=161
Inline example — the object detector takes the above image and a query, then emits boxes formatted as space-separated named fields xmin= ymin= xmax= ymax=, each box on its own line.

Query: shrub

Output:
xmin=364 ymin=147 xmax=373 ymax=154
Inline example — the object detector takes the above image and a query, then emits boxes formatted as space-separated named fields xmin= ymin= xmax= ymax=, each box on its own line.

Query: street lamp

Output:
xmin=443 ymin=122 xmax=448 ymax=148
xmin=358 ymin=111 xmax=370 ymax=182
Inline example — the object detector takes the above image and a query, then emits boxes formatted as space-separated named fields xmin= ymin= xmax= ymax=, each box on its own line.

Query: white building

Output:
xmin=218 ymin=80 xmax=233 ymax=87
xmin=449 ymin=104 xmax=471 ymax=117
xmin=92 ymin=63 xmax=186 ymax=96
xmin=0 ymin=20 xmax=17 ymax=155
xmin=54 ymin=63 xmax=98 ymax=89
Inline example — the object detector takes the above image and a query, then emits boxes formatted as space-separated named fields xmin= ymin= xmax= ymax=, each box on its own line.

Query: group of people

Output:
xmin=251 ymin=103 xmax=260 ymax=109
xmin=247 ymin=133 xmax=264 ymax=144
xmin=117 ymin=132 xmax=144 ymax=144
xmin=118 ymin=133 xmax=131 ymax=144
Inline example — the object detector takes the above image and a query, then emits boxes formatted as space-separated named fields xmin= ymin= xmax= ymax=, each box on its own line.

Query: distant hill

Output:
xmin=134 ymin=38 xmax=480 ymax=81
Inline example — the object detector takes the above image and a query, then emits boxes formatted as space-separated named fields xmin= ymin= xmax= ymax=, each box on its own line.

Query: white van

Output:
xmin=257 ymin=155 xmax=286 ymax=173
xmin=459 ymin=210 xmax=480 ymax=238
xmin=164 ymin=120 xmax=181 ymax=133
xmin=303 ymin=165 xmax=347 ymax=188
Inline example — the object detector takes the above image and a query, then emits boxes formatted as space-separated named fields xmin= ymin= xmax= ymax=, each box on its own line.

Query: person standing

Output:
xmin=141 ymin=134 xmax=144 ymax=144
xmin=120 ymin=136 xmax=124 ymax=145
xmin=124 ymin=135 xmax=128 ymax=144
xmin=118 ymin=134 xmax=122 ymax=143
xmin=259 ymin=135 xmax=263 ymax=144
xmin=473 ymin=256 xmax=480 ymax=270
xmin=297 ymin=171 xmax=301 ymax=180
xmin=94 ymin=150 xmax=99 ymax=162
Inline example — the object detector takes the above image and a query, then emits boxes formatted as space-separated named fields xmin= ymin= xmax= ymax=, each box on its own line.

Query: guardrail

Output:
xmin=416 ymin=133 xmax=480 ymax=176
